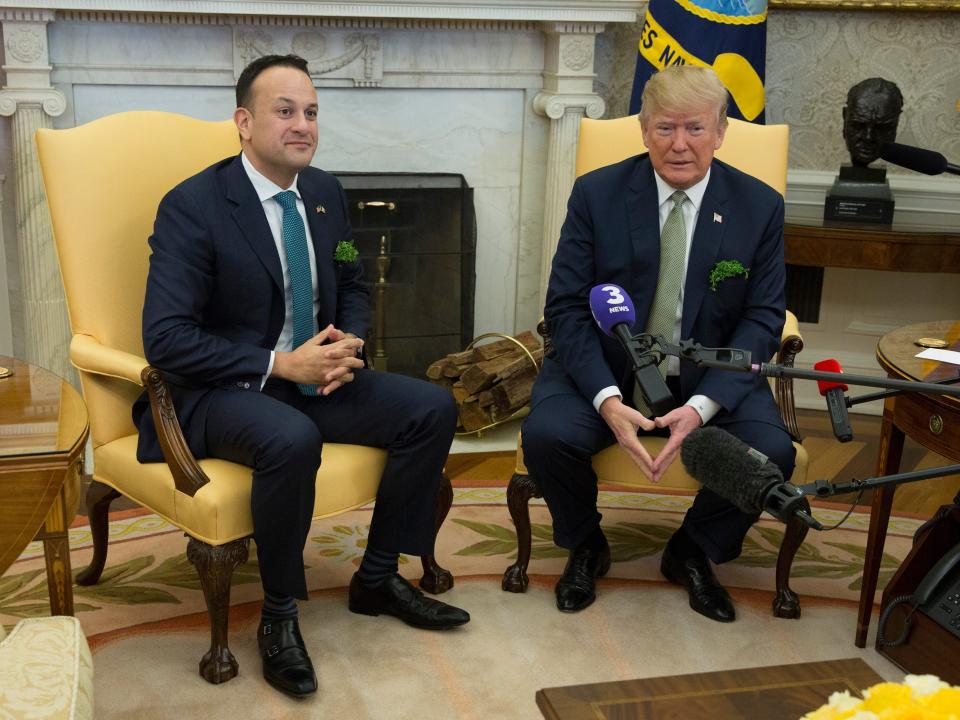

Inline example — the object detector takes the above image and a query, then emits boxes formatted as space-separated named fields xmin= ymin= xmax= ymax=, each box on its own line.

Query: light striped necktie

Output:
xmin=635 ymin=190 xmax=687 ymax=415
xmin=274 ymin=190 xmax=318 ymax=396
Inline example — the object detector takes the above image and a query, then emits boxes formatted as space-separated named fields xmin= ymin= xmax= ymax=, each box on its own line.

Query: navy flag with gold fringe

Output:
xmin=628 ymin=0 xmax=768 ymax=123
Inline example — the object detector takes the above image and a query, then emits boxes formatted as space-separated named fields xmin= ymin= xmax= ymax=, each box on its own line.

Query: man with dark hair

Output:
xmin=136 ymin=54 xmax=469 ymax=698
xmin=843 ymin=77 xmax=903 ymax=167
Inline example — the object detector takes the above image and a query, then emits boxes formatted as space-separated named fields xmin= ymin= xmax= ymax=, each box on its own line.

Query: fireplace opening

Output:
xmin=335 ymin=173 xmax=477 ymax=378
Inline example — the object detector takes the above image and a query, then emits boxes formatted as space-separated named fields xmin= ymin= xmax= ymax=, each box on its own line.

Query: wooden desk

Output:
xmin=784 ymin=221 xmax=960 ymax=273
xmin=855 ymin=321 xmax=960 ymax=648
xmin=0 ymin=356 xmax=88 ymax=615
xmin=536 ymin=659 xmax=884 ymax=720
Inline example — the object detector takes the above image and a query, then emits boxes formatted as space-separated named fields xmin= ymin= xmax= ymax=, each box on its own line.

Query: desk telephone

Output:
xmin=878 ymin=542 xmax=960 ymax=646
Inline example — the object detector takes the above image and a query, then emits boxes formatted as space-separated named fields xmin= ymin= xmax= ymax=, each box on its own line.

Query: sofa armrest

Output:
xmin=0 ymin=616 xmax=93 ymax=720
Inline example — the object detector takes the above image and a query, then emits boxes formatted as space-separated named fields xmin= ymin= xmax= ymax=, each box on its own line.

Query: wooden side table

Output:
xmin=855 ymin=321 xmax=960 ymax=648
xmin=0 ymin=356 xmax=89 ymax=615
xmin=536 ymin=659 xmax=884 ymax=720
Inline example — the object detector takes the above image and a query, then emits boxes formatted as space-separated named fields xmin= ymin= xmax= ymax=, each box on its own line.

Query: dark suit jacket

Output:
xmin=532 ymin=154 xmax=786 ymax=427
xmin=133 ymin=155 xmax=370 ymax=462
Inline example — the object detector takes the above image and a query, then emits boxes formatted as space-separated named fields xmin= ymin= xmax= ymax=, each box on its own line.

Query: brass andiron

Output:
xmin=373 ymin=234 xmax=391 ymax=371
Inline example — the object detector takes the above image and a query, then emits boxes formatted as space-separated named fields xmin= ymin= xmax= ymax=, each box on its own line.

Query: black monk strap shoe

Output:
xmin=555 ymin=543 xmax=611 ymax=613
xmin=257 ymin=618 xmax=318 ymax=698
xmin=348 ymin=573 xmax=470 ymax=629
xmin=660 ymin=545 xmax=736 ymax=623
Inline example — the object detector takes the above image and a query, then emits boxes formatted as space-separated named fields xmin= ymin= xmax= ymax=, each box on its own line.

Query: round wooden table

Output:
xmin=855 ymin=320 xmax=960 ymax=647
xmin=0 ymin=356 xmax=88 ymax=615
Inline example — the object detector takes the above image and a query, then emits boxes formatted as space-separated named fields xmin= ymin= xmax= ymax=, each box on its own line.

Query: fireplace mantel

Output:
xmin=1 ymin=0 xmax=639 ymax=23
xmin=0 ymin=2 xmax=642 ymax=381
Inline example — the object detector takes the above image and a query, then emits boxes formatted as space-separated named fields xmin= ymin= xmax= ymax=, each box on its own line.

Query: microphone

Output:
xmin=589 ymin=283 xmax=674 ymax=416
xmin=880 ymin=142 xmax=960 ymax=176
xmin=680 ymin=426 xmax=822 ymax=530
xmin=814 ymin=359 xmax=853 ymax=443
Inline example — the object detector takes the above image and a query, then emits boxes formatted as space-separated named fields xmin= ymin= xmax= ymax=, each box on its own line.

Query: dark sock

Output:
xmin=578 ymin=525 xmax=608 ymax=552
xmin=356 ymin=546 xmax=400 ymax=588
xmin=667 ymin=526 xmax=705 ymax=562
xmin=261 ymin=589 xmax=299 ymax=623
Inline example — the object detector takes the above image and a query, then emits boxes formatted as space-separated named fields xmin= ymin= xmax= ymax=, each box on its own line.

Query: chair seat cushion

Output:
xmin=0 ymin=616 xmax=94 ymax=720
xmin=94 ymin=435 xmax=387 ymax=546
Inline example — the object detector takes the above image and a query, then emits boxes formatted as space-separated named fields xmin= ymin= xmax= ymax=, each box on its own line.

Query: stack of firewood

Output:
xmin=426 ymin=331 xmax=543 ymax=432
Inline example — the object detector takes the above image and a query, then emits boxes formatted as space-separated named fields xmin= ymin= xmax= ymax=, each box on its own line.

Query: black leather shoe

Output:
xmin=348 ymin=573 xmax=470 ymax=629
xmin=257 ymin=618 xmax=318 ymax=697
xmin=555 ymin=543 xmax=611 ymax=613
xmin=660 ymin=546 xmax=736 ymax=623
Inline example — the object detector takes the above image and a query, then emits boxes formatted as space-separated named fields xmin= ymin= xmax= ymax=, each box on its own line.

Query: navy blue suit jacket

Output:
xmin=134 ymin=155 xmax=370 ymax=462
xmin=532 ymin=154 xmax=786 ymax=427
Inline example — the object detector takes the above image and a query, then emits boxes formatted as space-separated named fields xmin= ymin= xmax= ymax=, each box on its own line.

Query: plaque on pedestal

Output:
xmin=824 ymin=167 xmax=895 ymax=225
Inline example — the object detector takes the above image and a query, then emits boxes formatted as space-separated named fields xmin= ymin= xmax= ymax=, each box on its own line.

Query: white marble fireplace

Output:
xmin=0 ymin=0 xmax=642 ymax=380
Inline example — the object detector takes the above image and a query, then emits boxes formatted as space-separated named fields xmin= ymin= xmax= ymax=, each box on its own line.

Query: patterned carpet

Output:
xmin=0 ymin=485 xmax=924 ymax=636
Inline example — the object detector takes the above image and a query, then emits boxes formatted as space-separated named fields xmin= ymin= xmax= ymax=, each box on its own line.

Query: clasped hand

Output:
xmin=272 ymin=324 xmax=365 ymax=395
xmin=598 ymin=397 xmax=702 ymax=483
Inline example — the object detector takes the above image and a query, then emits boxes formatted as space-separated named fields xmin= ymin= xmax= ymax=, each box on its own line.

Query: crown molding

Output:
xmin=0 ymin=1 xmax=642 ymax=23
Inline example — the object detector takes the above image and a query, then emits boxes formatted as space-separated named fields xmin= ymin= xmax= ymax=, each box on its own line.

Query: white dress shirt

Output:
xmin=240 ymin=153 xmax=320 ymax=384
xmin=592 ymin=169 xmax=721 ymax=424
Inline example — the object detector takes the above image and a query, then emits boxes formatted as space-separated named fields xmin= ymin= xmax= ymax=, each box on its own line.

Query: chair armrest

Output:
xmin=775 ymin=310 xmax=805 ymax=442
xmin=69 ymin=334 xmax=210 ymax=496
xmin=141 ymin=367 xmax=211 ymax=498
xmin=70 ymin=334 xmax=149 ymax=386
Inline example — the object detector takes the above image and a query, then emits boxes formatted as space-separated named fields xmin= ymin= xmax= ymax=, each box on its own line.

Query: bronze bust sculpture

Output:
xmin=842 ymin=78 xmax=903 ymax=167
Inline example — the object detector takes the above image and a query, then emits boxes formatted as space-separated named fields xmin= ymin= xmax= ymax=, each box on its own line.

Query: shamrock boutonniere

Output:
xmin=334 ymin=240 xmax=359 ymax=265
xmin=708 ymin=260 xmax=749 ymax=291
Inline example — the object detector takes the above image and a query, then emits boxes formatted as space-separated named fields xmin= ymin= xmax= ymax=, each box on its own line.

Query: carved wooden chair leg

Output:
xmin=772 ymin=497 xmax=810 ymax=619
xmin=420 ymin=473 xmax=454 ymax=594
xmin=502 ymin=472 xmax=542 ymax=592
xmin=75 ymin=480 xmax=121 ymax=585
xmin=186 ymin=536 xmax=249 ymax=684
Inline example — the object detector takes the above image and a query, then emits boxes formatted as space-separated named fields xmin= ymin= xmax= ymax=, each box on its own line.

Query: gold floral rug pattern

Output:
xmin=0 ymin=488 xmax=920 ymax=638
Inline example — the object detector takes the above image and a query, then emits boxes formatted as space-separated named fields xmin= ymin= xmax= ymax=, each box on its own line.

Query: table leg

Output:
xmin=37 ymin=477 xmax=74 ymax=616
xmin=855 ymin=408 xmax=903 ymax=647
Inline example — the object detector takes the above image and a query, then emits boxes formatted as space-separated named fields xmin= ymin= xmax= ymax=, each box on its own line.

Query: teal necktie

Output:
xmin=635 ymin=190 xmax=687 ymax=415
xmin=274 ymin=190 xmax=318 ymax=396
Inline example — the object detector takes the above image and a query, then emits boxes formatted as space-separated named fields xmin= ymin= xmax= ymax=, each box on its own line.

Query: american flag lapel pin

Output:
xmin=316 ymin=205 xmax=326 ymax=214
xmin=713 ymin=212 xmax=723 ymax=224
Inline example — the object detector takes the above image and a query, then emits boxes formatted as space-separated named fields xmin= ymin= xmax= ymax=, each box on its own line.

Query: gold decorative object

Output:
xmin=373 ymin=234 xmax=391 ymax=371
xmin=929 ymin=414 xmax=944 ymax=435
xmin=357 ymin=200 xmax=397 ymax=211
xmin=0 ymin=366 xmax=12 ymax=379
xmin=915 ymin=337 xmax=949 ymax=348
xmin=454 ymin=332 xmax=541 ymax=438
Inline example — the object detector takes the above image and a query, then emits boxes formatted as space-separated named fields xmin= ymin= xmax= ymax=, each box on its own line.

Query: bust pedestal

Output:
xmin=824 ymin=165 xmax=894 ymax=225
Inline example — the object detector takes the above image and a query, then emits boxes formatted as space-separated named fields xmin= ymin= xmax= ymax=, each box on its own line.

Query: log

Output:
xmin=459 ymin=396 xmax=492 ymax=432
xmin=496 ymin=347 xmax=544 ymax=383
xmin=426 ymin=358 xmax=451 ymax=380
xmin=470 ymin=330 xmax=540 ymax=362
xmin=446 ymin=349 xmax=475 ymax=365
xmin=490 ymin=367 xmax=537 ymax=415
xmin=451 ymin=381 xmax=471 ymax=404
xmin=443 ymin=362 xmax=471 ymax=379
xmin=459 ymin=353 xmax=519 ymax=395
xmin=477 ymin=390 xmax=494 ymax=408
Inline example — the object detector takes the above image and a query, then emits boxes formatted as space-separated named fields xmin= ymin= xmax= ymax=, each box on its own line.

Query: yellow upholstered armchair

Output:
xmin=35 ymin=112 xmax=454 ymax=684
xmin=502 ymin=115 xmax=811 ymax=618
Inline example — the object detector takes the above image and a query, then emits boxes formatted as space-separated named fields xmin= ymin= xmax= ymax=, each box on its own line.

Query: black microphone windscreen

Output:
xmin=880 ymin=142 xmax=948 ymax=176
xmin=680 ymin=426 xmax=783 ymax=514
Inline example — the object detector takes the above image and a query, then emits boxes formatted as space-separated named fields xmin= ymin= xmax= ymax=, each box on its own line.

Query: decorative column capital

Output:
xmin=532 ymin=91 xmax=605 ymax=121
xmin=0 ymin=87 xmax=66 ymax=117
xmin=1 ymin=12 xmax=64 ymax=117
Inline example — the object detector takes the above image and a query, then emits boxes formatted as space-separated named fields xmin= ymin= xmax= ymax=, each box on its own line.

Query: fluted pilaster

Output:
xmin=1 ymin=11 xmax=73 ymax=382
xmin=534 ymin=23 xmax=606 ymax=305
